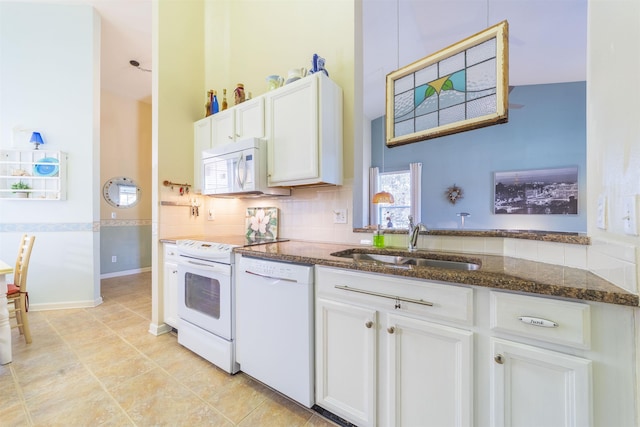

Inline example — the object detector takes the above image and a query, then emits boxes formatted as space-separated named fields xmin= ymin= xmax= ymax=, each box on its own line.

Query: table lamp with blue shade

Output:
xmin=30 ymin=132 xmax=44 ymax=150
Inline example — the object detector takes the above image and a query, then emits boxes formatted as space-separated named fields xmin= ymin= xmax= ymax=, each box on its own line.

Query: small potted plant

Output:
xmin=11 ymin=181 xmax=31 ymax=198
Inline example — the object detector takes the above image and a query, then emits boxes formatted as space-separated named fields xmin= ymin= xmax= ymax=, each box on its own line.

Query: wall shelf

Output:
xmin=0 ymin=149 xmax=68 ymax=200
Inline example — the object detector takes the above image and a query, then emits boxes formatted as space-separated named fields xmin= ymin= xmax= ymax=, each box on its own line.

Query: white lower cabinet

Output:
xmin=315 ymin=268 xmax=640 ymax=427
xmin=162 ymin=243 xmax=179 ymax=329
xmin=386 ymin=314 xmax=473 ymax=427
xmin=490 ymin=337 xmax=591 ymax=427
xmin=315 ymin=267 xmax=473 ymax=427
xmin=316 ymin=299 xmax=377 ymax=427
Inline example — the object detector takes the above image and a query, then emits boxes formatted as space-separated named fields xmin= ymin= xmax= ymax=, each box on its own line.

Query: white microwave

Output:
xmin=202 ymin=138 xmax=290 ymax=197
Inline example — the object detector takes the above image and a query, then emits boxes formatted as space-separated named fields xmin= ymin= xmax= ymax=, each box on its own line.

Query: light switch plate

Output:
xmin=596 ymin=195 xmax=606 ymax=230
xmin=623 ymin=195 xmax=638 ymax=235
xmin=208 ymin=209 xmax=215 ymax=221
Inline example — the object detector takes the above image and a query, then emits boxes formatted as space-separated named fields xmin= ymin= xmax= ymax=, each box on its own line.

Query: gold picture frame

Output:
xmin=386 ymin=20 xmax=509 ymax=147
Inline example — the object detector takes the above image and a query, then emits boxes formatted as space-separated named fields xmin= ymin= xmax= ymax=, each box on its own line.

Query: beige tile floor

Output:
xmin=0 ymin=272 xmax=338 ymax=427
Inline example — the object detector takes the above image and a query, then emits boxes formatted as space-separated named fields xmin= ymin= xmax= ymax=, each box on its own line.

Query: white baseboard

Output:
xmin=149 ymin=322 xmax=173 ymax=336
xmin=30 ymin=296 xmax=104 ymax=312
xmin=100 ymin=267 xmax=152 ymax=279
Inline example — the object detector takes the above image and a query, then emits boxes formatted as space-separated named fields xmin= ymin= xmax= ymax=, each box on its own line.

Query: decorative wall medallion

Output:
xmin=446 ymin=184 xmax=464 ymax=204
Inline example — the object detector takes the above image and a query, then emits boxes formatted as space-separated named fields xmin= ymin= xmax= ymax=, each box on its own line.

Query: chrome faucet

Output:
xmin=408 ymin=215 xmax=426 ymax=252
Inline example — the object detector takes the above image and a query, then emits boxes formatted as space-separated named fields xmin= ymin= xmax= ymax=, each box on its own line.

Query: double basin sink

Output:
xmin=331 ymin=249 xmax=481 ymax=271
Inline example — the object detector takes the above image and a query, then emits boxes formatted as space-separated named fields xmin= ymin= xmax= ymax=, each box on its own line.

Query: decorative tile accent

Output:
xmin=245 ymin=207 xmax=278 ymax=240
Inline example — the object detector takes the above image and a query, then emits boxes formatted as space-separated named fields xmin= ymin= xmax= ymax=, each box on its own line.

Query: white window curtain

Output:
xmin=369 ymin=166 xmax=380 ymax=226
xmin=409 ymin=162 xmax=422 ymax=223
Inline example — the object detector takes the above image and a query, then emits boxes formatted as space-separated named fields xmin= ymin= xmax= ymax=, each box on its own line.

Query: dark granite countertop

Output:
xmin=233 ymin=241 xmax=638 ymax=307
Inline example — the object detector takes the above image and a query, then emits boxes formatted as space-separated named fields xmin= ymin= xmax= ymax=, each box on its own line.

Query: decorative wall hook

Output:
xmin=446 ymin=184 xmax=464 ymax=204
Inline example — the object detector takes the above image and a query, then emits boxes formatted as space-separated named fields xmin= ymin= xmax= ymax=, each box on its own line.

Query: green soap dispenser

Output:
xmin=373 ymin=225 xmax=385 ymax=248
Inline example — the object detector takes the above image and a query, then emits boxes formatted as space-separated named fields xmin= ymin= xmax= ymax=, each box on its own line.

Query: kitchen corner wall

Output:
xmin=0 ymin=2 xmax=101 ymax=309
xmin=587 ymin=1 xmax=640 ymax=292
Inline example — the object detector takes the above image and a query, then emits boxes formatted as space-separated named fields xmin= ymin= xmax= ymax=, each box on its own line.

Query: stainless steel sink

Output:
xmin=343 ymin=252 xmax=480 ymax=271
xmin=403 ymin=257 xmax=480 ymax=271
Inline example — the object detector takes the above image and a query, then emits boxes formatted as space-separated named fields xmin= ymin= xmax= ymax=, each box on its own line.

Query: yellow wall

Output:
xmin=204 ymin=0 xmax=356 ymax=180
xmin=100 ymin=91 xmax=152 ymax=219
xmin=155 ymin=0 xmax=205 ymax=238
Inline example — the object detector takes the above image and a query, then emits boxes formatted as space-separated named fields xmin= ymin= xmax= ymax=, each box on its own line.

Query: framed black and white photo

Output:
xmin=494 ymin=167 xmax=578 ymax=215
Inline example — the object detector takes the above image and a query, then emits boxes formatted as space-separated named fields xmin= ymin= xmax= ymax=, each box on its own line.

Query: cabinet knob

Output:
xmin=494 ymin=354 xmax=504 ymax=364
xmin=387 ymin=326 xmax=395 ymax=334
xmin=365 ymin=321 xmax=373 ymax=329
xmin=228 ymin=135 xmax=233 ymax=139
xmin=172 ymin=270 xmax=177 ymax=274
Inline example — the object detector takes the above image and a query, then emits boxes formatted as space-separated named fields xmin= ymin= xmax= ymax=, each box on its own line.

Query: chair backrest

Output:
xmin=13 ymin=234 xmax=35 ymax=292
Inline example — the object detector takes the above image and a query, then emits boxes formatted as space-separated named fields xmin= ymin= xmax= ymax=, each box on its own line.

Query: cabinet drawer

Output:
xmin=316 ymin=267 xmax=473 ymax=325
xmin=164 ymin=243 xmax=178 ymax=261
xmin=490 ymin=291 xmax=591 ymax=349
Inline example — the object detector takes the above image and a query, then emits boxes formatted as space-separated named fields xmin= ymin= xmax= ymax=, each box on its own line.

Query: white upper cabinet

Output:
xmin=212 ymin=97 xmax=265 ymax=147
xmin=266 ymin=73 xmax=343 ymax=187
xmin=193 ymin=117 xmax=212 ymax=194
xmin=193 ymin=97 xmax=265 ymax=193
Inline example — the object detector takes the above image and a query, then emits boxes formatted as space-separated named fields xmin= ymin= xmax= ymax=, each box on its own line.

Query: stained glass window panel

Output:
xmin=467 ymin=95 xmax=496 ymax=119
xmin=386 ymin=21 xmax=507 ymax=146
xmin=439 ymin=52 xmax=465 ymax=76
xmin=440 ymin=104 xmax=466 ymax=126
xmin=467 ymin=38 xmax=496 ymax=66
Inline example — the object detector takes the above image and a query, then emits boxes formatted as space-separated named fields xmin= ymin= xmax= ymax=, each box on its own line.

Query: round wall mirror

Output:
xmin=103 ymin=177 xmax=141 ymax=208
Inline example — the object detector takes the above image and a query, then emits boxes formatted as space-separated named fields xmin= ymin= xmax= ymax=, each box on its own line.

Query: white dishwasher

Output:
xmin=235 ymin=254 xmax=314 ymax=407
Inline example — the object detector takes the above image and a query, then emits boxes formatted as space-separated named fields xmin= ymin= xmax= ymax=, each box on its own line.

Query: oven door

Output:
xmin=177 ymin=256 xmax=232 ymax=340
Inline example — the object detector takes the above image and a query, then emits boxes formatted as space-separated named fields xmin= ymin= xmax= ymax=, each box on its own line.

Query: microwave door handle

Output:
xmin=234 ymin=153 xmax=245 ymax=189
xmin=238 ymin=153 xmax=248 ymax=189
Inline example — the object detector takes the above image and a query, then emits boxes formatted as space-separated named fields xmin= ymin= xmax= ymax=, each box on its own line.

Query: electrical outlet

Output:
xmin=623 ymin=196 xmax=638 ymax=235
xmin=333 ymin=209 xmax=347 ymax=224
xmin=111 ymin=256 xmax=117 ymax=263
xmin=111 ymin=212 xmax=116 ymax=219
xmin=596 ymin=195 xmax=607 ymax=230
xmin=208 ymin=209 xmax=215 ymax=221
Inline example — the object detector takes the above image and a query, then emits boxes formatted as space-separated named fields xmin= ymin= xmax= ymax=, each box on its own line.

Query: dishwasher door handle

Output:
xmin=244 ymin=270 xmax=298 ymax=283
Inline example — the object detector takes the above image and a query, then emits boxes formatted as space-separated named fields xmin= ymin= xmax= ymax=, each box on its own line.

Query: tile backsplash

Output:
xmin=161 ymin=181 xmax=637 ymax=295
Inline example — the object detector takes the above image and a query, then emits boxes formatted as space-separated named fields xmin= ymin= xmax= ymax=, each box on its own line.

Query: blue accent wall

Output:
xmin=100 ymin=225 xmax=152 ymax=274
xmin=371 ymin=81 xmax=586 ymax=232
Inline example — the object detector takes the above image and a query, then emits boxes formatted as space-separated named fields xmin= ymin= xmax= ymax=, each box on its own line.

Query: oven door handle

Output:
xmin=180 ymin=259 xmax=230 ymax=274
xmin=244 ymin=270 xmax=297 ymax=283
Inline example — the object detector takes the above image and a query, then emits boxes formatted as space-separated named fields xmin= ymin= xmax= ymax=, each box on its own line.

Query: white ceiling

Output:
xmin=10 ymin=0 xmax=586 ymax=115
xmin=10 ymin=0 xmax=152 ymax=103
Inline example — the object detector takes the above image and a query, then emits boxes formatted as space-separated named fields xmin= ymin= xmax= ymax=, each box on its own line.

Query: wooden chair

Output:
xmin=7 ymin=234 xmax=35 ymax=344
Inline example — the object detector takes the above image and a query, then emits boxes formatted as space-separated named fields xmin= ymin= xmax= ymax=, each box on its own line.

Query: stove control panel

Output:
xmin=176 ymin=239 xmax=238 ymax=260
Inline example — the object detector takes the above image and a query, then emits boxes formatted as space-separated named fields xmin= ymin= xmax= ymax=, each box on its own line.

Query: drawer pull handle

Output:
xmin=365 ymin=321 xmax=373 ymax=329
xmin=334 ymin=285 xmax=434 ymax=307
xmin=494 ymin=354 xmax=504 ymax=364
xmin=518 ymin=316 xmax=558 ymax=328
xmin=387 ymin=326 xmax=395 ymax=334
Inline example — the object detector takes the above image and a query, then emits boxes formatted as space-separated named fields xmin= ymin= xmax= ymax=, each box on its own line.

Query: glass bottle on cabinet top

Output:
xmin=0 ymin=149 xmax=67 ymax=200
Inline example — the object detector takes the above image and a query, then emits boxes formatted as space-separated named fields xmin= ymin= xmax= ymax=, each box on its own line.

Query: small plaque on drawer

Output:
xmin=490 ymin=291 xmax=591 ymax=349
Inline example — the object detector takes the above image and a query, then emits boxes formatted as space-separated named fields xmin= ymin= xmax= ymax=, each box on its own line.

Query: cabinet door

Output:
xmin=235 ymin=97 xmax=264 ymax=139
xmin=162 ymin=242 xmax=179 ymax=329
xmin=316 ymin=298 xmax=377 ymax=427
xmin=193 ymin=117 xmax=212 ymax=193
xmin=490 ymin=337 xmax=592 ymax=427
xmin=386 ymin=314 xmax=473 ymax=427
xmin=267 ymin=76 xmax=319 ymax=185
xmin=211 ymin=109 xmax=235 ymax=148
